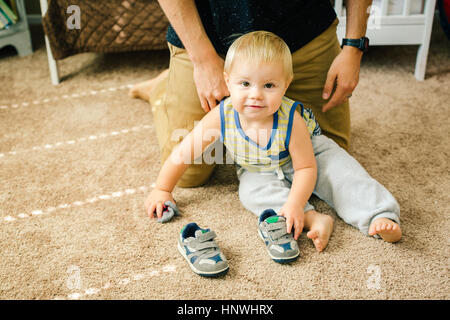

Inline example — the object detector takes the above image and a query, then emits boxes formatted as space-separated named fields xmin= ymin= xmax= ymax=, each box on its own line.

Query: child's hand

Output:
xmin=145 ymin=188 xmax=175 ymax=219
xmin=279 ymin=201 xmax=305 ymax=240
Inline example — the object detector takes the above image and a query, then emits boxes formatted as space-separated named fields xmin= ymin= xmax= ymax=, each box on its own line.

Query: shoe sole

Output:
xmin=258 ymin=229 xmax=299 ymax=263
xmin=177 ymin=241 xmax=229 ymax=277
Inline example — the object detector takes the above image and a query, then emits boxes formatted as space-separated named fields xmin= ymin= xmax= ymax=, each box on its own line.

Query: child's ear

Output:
xmin=285 ymin=76 xmax=293 ymax=91
xmin=223 ymin=72 xmax=229 ymax=85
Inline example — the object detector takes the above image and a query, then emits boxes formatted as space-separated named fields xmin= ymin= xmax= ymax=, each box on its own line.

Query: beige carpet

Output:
xmin=0 ymin=21 xmax=449 ymax=300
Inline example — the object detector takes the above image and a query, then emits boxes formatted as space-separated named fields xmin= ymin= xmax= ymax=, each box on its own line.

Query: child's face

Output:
xmin=224 ymin=59 xmax=292 ymax=122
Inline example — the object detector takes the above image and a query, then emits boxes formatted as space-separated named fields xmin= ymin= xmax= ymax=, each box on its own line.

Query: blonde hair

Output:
xmin=224 ymin=31 xmax=293 ymax=81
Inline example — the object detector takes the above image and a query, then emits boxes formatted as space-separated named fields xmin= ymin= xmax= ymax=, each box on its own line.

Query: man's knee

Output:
xmin=177 ymin=163 xmax=216 ymax=188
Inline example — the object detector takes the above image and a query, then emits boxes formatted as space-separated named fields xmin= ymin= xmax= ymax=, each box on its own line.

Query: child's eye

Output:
xmin=241 ymin=81 xmax=250 ymax=87
xmin=264 ymin=83 xmax=274 ymax=89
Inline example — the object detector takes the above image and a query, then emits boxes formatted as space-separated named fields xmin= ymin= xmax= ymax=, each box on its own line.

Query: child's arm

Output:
xmin=279 ymin=110 xmax=317 ymax=240
xmin=145 ymin=106 xmax=221 ymax=219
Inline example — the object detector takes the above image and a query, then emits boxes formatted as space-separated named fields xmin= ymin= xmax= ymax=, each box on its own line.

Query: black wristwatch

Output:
xmin=341 ymin=37 xmax=370 ymax=53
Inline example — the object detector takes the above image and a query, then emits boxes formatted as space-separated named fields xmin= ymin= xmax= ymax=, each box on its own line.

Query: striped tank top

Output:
xmin=219 ymin=96 xmax=321 ymax=173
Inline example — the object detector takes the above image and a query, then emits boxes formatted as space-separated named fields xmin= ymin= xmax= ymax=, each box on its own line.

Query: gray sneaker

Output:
xmin=177 ymin=223 xmax=229 ymax=277
xmin=258 ymin=209 xmax=300 ymax=263
xmin=156 ymin=200 xmax=180 ymax=223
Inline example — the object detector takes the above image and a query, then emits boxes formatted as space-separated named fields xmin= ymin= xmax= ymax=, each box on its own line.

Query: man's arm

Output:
xmin=157 ymin=0 xmax=215 ymax=64
xmin=345 ymin=0 xmax=373 ymax=39
xmin=322 ymin=0 xmax=373 ymax=112
xmin=157 ymin=0 xmax=230 ymax=112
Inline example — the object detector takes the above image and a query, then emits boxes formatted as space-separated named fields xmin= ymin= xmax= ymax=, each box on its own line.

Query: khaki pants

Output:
xmin=151 ymin=18 xmax=349 ymax=188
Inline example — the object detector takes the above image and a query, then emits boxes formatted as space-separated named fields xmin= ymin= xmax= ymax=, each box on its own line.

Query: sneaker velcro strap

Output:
xmin=265 ymin=221 xmax=286 ymax=231
xmin=197 ymin=231 xmax=217 ymax=243
xmin=270 ymin=229 xmax=290 ymax=241
xmin=195 ymin=241 xmax=219 ymax=251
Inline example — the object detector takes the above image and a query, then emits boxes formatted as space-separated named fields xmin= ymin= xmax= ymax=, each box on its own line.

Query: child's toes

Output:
xmin=314 ymin=238 xmax=323 ymax=251
xmin=368 ymin=224 xmax=376 ymax=235
xmin=307 ymin=230 xmax=318 ymax=240
xmin=307 ymin=230 xmax=323 ymax=251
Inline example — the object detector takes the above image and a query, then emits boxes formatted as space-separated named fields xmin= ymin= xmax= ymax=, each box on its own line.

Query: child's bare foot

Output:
xmin=368 ymin=217 xmax=402 ymax=243
xmin=128 ymin=69 xmax=169 ymax=101
xmin=305 ymin=211 xmax=334 ymax=252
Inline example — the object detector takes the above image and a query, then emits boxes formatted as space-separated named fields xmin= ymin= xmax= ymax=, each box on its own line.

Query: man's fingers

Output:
xmin=199 ymin=95 xmax=219 ymax=113
xmin=199 ymin=96 xmax=211 ymax=113
xmin=207 ymin=96 xmax=219 ymax=111
xmin=322 ymin=85 xmax=348 ymax=113
xmin=323 ymin=76 xmax=358 ymax=112
xmin=213 ymin=90 xmax=226 ymax=105
xmin=322 ymin=71 xmax=336 ymax=100
xmin=218 ymin=87 xmax=230 ymax=102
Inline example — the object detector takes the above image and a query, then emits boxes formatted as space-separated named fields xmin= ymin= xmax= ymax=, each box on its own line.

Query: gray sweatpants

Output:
xmin=237 ymin=134 xmax=400 ymax=236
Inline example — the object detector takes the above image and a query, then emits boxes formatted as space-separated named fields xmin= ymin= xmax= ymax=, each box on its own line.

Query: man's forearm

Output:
xmin=157 ymin=0 xmax=217 ymax=64
xmin=345 ymin=0 xmax=373 ymax=38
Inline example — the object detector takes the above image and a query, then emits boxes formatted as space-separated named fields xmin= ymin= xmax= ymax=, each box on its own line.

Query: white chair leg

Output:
xmin=414 ymin=0 xmax=436 ymax=81
xmin=44 ymin=34 xmax=60 ymax=85
xmin=415 ymin=43 xmax=428 ymax=81
xmin=39 ymin=0 xmax=60 ymax=85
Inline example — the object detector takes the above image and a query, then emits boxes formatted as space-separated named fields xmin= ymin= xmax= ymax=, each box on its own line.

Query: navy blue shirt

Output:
xmin=166 ymin=0 xmax=337 ymax=54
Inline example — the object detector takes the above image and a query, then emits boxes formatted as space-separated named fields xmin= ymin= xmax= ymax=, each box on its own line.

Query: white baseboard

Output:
xmin=27 ymin=14 xmax=42 ymax=25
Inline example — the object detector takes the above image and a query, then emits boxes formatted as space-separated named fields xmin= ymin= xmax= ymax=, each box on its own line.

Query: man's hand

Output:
xmin=157 ymin=0 xmax=230 ymax=112
xmin=193 ymin=54 xmax=230 ymax=113
xmin=145 ymin=188 xmax=175 ymax=219
xmin=279 ymin=201 xmax=305 ymax=240
xmin=321 ymin=46 xmax=362 ymax=113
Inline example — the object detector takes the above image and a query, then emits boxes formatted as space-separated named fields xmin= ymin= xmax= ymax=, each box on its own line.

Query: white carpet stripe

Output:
xmin=0 ymin=84 xmax=134 ymax=111
xmin=58 ymin=264 xmax=176 ymax=300
xmin=2 ymin=185 xmax=150 ymax=223
xmin=0 ymin=124 xmax=153 ymax=159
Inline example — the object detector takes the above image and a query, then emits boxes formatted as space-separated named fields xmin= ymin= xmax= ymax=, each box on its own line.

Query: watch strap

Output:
xmin=342 ymin=38 xmax=362 ymax=47
xmin=341 ymin=37 xmax=369 ymax=53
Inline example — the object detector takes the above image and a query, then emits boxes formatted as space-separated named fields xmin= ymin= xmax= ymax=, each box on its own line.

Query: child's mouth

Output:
xmin=247 ymin=105 xmax=264 ymax=108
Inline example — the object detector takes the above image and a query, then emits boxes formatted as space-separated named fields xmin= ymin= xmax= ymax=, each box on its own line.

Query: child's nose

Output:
xmin=249 ymin=87 xmax=263 ymax=99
